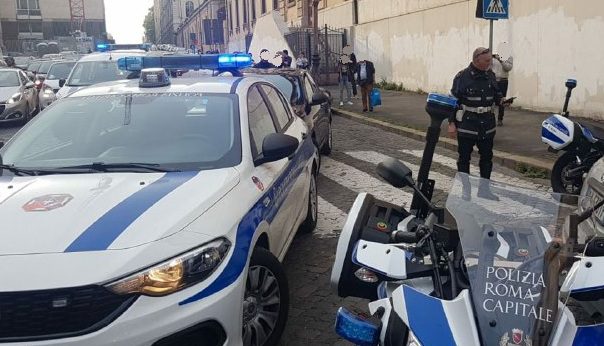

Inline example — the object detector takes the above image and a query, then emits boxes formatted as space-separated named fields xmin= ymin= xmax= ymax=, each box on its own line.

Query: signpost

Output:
xmin=477 ymin=0 xmax=509 ymax=51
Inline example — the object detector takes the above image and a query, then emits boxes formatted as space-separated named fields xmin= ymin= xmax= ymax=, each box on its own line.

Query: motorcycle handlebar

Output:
xmin=391 ymin=230 xmax=419 ymax=243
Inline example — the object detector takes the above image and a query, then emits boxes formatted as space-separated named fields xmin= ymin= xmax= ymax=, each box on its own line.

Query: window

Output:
xmin=248 ymin=86 xmax=276 ymax=158
xmin=235 ymin=0 xmax=240 ymax=28
xmin=303 ymin=76 xmax=315 ymax=100
xmin=243 ymin=0 xmax=248 ymax=24
xmin=260 ymin=85 xmax=292 ymax=131
xmin=185 ymin=1 xmax=194 ymax=17
xmin=273 ymin=0 xmax=279 ymax=10
xmin=16 ymin=0 xmax=41 ymax=15
xmin=229 ymin=2 xmax=233 ymax=31
xmin=251 ymin=0 xmax=256 ymax=20
xmin=261 ymin=0 xmax=266 ymax=13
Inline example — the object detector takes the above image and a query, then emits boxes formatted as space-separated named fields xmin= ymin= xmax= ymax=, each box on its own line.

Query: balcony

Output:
xmin=16 ymin=9 xmax=42 ymax=19
xmin=17 ymin=32 xmax=43 ymax=39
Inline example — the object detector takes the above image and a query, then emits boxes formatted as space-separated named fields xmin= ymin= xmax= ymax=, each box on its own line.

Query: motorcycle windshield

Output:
xmin=446 ymin=174 xmax=579 ymax=346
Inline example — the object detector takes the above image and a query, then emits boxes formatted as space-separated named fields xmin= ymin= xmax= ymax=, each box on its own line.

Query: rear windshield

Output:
xmin=66 ymin=61 xmax=137 ymax=86
xmin=47 ymin=62 xmax=76 ymax=80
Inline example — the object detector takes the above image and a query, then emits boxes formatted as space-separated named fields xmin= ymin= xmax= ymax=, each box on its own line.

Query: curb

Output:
xmin=332 ymin=107 xmax=553 ymax=177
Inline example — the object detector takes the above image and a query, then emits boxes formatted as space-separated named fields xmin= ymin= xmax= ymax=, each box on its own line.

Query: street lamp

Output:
xmin=311 ymin=0 xmax=321 ymax=81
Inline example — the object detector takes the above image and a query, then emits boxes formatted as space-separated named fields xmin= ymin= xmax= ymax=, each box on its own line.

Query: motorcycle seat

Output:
xmin=580 ymin=122 xmax=604 ymax=141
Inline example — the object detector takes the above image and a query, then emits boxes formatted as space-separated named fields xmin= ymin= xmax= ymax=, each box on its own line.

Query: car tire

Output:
xmin=242 ymin=247 xmax=289 ymax=346
xmin=320 ymin=119 xmax=333 ymax=155
xmin=298 ymin=171 xmax=318 ymax=233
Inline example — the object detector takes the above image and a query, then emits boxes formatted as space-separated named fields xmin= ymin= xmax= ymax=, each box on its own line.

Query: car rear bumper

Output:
xmin=0 ymin=101 xmax=27 ymax=123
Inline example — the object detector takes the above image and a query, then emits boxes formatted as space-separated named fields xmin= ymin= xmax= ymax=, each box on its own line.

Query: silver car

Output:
xmin=0 ymin=68 xmax=38 ymax=124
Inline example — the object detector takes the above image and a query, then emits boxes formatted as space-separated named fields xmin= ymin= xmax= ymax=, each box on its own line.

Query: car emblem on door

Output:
xmin=252 ymin=176 xmax=264 ymax=191
xmin=22 ymin=194 xmax=73 ymax=212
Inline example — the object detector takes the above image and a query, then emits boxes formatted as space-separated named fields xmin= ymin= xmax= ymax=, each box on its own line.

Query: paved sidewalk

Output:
xmin=327 ymin=87 xmax=604 ymax=175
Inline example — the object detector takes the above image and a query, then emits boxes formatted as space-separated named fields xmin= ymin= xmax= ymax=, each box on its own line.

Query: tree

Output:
xmin=143 ymin=6 xmax=156 ymax=43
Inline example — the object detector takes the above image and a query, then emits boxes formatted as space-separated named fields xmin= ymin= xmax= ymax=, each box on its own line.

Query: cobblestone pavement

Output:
xmin=279 ymin=115 xmax=550 ymax=345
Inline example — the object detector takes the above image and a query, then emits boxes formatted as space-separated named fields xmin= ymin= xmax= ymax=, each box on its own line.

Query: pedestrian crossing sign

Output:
xmin=482 ymin=0 xmax=509 ymax=19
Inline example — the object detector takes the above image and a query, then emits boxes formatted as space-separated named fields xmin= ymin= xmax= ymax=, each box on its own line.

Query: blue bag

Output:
xmin=370 ymin=88 xmax=382 ymax=107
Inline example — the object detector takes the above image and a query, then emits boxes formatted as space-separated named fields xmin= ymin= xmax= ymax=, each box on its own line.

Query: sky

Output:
xmin=104 ymin=0 xmax=154 ymax=43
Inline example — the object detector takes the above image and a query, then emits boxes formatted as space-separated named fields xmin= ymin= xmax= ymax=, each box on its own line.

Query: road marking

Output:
xmin=320 ymin=156 xmax=413 ymax=208
xmin=399 ymin=149 xmax=549 ymax=191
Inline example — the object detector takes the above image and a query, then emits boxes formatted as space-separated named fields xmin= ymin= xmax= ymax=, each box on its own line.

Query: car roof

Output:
xmin=77 ymin=50 xmax=146 ymax=62
xmin=242 ymin=67 xmax=306 ymax=77
xmin=0 ymin=68 xmax=21 ymax=73
xmin=68 ymin=76 xmax=257 ymax=97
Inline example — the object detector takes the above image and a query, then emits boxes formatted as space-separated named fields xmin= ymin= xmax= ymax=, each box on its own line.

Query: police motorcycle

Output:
xmin=542 ymin=79 xmax=604 ymax=195
xmin=331 ymin=93 xmax=604 ymax=345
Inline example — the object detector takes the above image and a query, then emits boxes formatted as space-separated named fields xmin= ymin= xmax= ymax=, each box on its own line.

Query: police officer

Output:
xmin=448 ymin=47 xmax=506 ymax=200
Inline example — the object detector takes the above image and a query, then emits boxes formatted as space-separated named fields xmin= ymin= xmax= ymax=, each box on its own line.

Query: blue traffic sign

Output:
xmin=482 ymin=0 xmax=509 ymax=20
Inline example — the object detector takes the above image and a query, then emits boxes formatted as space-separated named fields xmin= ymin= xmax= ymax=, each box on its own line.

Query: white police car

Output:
xmin=0 ymin=54 xmax=319 ymax=345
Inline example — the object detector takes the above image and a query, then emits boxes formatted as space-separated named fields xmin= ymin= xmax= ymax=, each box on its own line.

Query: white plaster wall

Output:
xmin=351 ymin=0 xmax=604 ymax=120
xmin=318 ymin=1 xmax=354 ymax=29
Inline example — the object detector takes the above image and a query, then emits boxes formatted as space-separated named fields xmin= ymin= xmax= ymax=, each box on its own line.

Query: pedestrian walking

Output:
xmin=296 ymin=52 xmax=309 ymax=69
xmin=448 ymin=47 xmax=511 ymax=200
xmin=356 ymin=59 xmax=375 ymax=112
xmin=343 ymin=45 xmax=358 ymax=99
xmin=491 ymin=48 xmax=513 ymax=126
xmin=338 ymin=54 xmax=353 ymax=106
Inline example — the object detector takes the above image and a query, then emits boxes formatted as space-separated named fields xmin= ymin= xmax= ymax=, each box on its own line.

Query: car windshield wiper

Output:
xmin=0 ymin=164 xmax=39 ymax=176
xmin=60 ymin=162 xmax=181 ymax=173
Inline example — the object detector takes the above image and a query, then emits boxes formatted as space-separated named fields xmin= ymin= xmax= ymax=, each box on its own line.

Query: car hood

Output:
xmin=0 ymin=86 xmax=20 ymax=102
xmin=0 ymin=169 xmax=239 ymax=256
xmin=56 ymin=85 xmax=83 ymax=99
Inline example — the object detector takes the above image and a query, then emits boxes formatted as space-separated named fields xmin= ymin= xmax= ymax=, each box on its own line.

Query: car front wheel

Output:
xmin=242 ymin=247 xmax=289 ymax=346
xmin=298 ymin=171 xmax=318 ymax=234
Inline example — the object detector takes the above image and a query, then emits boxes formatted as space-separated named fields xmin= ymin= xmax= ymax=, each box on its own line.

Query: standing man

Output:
xmin=280 ymin=50 xmax=293 ymax=68
xmin=491 ymin=51 xmax=513 ymax=126
xmin=338 ymin=54 xmax=353 ymax=106
xmin=254 ymin=49 xmax=277 ymax=68
xmin=343 ymin=45 xmax=358 ymax=99
xmin=448 ymin=47 xmax=507 ymax=199
xmin=356 ymin=59 xmax=375 ymax=112
xmin=296 ymin=52 xmax=309 ymax=69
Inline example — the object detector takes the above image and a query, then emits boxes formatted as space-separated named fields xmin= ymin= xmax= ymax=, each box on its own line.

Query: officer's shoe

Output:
xmin=477 ymin=182 xmax=500 ymax=201
xmin=497 ymin=120 xmax=503 ymax=127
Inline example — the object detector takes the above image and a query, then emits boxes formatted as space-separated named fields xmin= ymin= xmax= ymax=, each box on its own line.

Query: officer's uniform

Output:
xmin=450 ymin=63 xmax=502 ymax=179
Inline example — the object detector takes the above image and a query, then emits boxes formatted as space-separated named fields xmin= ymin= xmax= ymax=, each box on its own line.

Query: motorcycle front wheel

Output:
xmin=551 ymin=151 xmax=584 ymax=195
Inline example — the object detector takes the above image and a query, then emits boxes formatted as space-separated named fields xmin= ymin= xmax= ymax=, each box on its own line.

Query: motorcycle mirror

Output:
xmin=377 ymin=158 xmax=414 ymax=188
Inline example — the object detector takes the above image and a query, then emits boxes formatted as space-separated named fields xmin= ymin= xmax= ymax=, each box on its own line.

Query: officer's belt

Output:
xmin=461 ymin=105 xmax=495 ymax=114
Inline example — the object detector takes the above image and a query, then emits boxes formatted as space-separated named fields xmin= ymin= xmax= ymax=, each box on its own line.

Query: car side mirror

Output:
xmin=59 ymin=79 xmax=66 ymax=88
xmin=377 ymin=158 xmax=414 ymax=188
xmin=310 ymin=91 xmax=328 ymax=106
xmin=254 ymin=133 xmax=299 ymax=166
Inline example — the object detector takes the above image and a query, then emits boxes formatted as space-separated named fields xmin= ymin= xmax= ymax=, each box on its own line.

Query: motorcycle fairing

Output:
xmin=390 ymin=286 xmax=480 ymax=346
xmin=542 ymin=114 xmax=575 ymax=150
xmin=352 ymin=240 xmax=410 ymax=280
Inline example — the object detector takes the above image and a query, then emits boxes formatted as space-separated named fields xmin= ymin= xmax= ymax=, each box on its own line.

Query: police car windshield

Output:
xmin=47 ymin=61 xmax=75 ymax=80
xmin=0 ymin=93 xmax=241 ymax=171
xmin=66 ymin=61 xmax=136 ymax=86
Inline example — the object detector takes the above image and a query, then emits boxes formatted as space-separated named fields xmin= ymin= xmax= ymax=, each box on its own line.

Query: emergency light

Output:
xmin=117 ymin=54 xmax=253 ymax=72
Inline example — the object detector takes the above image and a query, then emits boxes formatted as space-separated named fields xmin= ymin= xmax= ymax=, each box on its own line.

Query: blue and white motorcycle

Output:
xmin=331 ymin=94 xmax=604 ymax=346
xmin=542 ymin=79 xmax=604 ymax=195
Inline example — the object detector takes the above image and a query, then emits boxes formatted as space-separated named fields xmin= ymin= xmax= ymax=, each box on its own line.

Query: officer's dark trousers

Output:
xmin=457 ymin=135 xmax=494 ymax=179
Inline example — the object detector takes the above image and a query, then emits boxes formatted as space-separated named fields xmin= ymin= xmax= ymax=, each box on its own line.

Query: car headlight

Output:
xmin=7 ymin=93 xmax=22 ymax=104
xmin=106 ymin=238 xmax=231 ymax=296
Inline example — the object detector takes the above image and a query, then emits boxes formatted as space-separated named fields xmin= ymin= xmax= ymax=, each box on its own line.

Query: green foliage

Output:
xmin=515 ymin=163 xmax=549 ymax=179
xmin=143 ymin=6 xmax=156 ymax=43
xmin=376 ymin=78 xmax=405 ymax=91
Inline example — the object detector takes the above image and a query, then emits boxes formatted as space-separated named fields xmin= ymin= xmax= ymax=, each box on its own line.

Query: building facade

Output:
xmin=175 ymin=0 xmax=227 ymax=53
xmin=154 ymin=0 xmax=204 ymax=44
xmin=0 ymin=0 xmax=106 ymax=54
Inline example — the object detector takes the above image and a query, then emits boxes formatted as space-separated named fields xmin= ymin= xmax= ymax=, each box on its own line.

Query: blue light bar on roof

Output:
xmin=117 ymin=54 xmax=253 ymax=72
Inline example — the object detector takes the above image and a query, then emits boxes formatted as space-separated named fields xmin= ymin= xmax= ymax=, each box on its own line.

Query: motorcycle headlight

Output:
xmin=106 ymin=238 xmax=231 ymax=296
xmin=7 ymin=92 xmax=22 ymax=104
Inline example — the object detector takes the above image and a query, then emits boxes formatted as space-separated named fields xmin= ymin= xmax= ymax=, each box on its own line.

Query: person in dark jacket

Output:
xmin=254 ymin=49 xmax=276 ymax=68
xmin=343 ymin=45 xmax=358 ymax=98
xmin=448 ymin=47 xmax=510 ymax=200
xmin=279 ymin=50 xmax=292 ymax=68
xmin=356 ymin=60 xmax=375 ymax=112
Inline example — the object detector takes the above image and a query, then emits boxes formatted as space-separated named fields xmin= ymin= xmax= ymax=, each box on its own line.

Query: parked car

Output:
xmin=56 ymin=50 xmax=146 ymax=99
xmin=44 ymin=60 xmax=76 ymax=93
xmin=243 ymin=67 xmax=333 ymax=156
xmin=0 ymin=68 xmax=39 ymax=124
xmin=13 ymin=56 xmax=35 ymax=70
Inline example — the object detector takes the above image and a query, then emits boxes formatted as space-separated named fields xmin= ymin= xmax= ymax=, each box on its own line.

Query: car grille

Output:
xmin=0 ymin=285 xmax=137 ymax=342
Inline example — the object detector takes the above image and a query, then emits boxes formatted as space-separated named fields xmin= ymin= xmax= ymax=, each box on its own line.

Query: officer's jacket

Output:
xmin=450 ymin=64 xmax=502 ymax=139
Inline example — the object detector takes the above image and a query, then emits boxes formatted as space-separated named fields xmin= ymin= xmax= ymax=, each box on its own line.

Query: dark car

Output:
xmin=243 ymin=67 xmax=333 ymax=156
